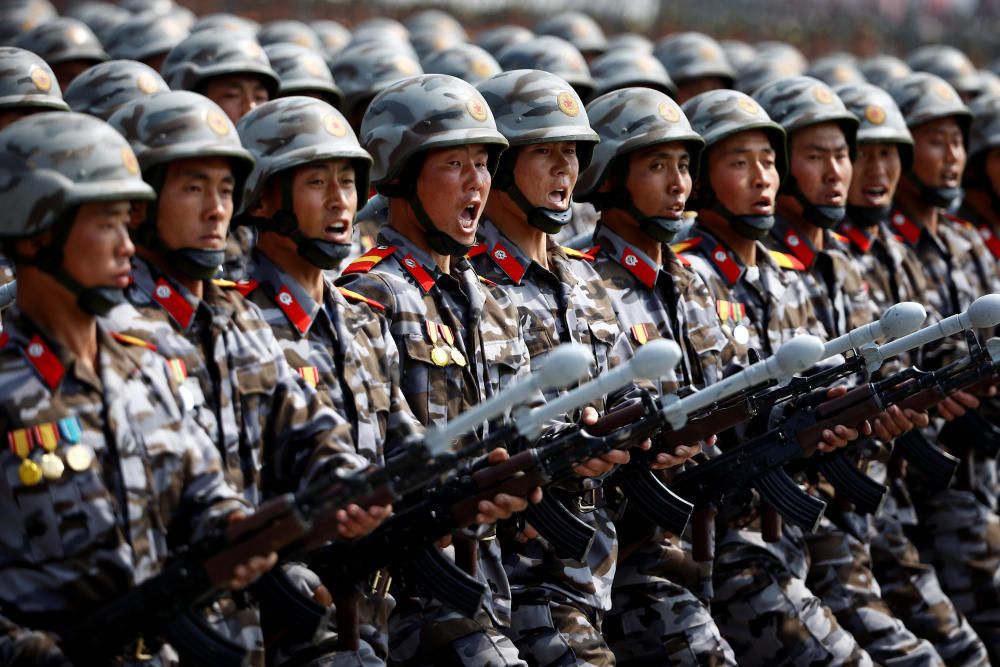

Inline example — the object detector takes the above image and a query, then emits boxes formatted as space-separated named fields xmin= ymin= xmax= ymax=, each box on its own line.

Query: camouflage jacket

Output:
xmin=0 ymin=308 xmax=243 ymax=661
xmin=469 ymin=220 xmax=638 ymax=613
xmin=675 ymin=225 xmax=828 ymax=365
xmin=336 ymin=225 xmax=533 ymax=627
xmin=244 ymin=250 xmax=422 ymax=467
xmin=590 ymin=224 xmax=730 ymax=394
xmin=108 ymin=256 xmax=364 ymax=505
xmin=766 ymin=216 xmax=880 ymax=338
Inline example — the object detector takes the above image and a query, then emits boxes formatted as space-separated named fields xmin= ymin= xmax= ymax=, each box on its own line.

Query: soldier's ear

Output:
xmin=129 ymin=201 xmax=147 ymax=228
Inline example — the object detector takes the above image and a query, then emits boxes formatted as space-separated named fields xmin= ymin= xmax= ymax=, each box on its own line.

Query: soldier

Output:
xmin=0 ymin=111 xmax=274 ymax=665
xmin=14 ymin=17 xmax=107 ymax=89
xmin=103 ymin=11 xmax=189 ymax=72
xmin=574 ymin=86 xmax=738 ymax=666
xmin=678 ymin=88 xmax=871 ymax=665
xmin=475 ymin=25 xmax=534 ymax=59
xmin=957 ymin=94 xmax=1000 ymax=256
xmin=754 ymin=75 xmax=941 ymax=666
xmin=907 ymin=46 xmax=984 ymax=103
xmin=257 ymin=20 xmax=322 ymax=51
xmin=588 ymin=49 xmax=676 ymax=99
xmin=335 ymin=73 xmax=537 ymax=667
xmin=534 ymin=12 xmax=608 ymax=63
xmin=859 ymin=55 xmax=912 ymax=90
xmin=328 ymin=43 xmax=423 ymax=133
xmin=422 ymin=44 xmax=502 ymax=85
xmin=652 ymin=32 xmax=736 ymax=104
xmin=0 ymin=46 xmax=68 ymax=130
xmin=837 ymin=80 xmax=993 ymax=667
xmin=63 ymin=59 xmax=169 ymax=120
xmin=887 ymin=72 xmax=1000 ymax=663
xmin=494 ymin=38 xmax=596 ymax=102
xmin=264 ymin=43 xmax=344 ymax=109
xmin=470 ymin=69 xmax=659 ymax=667
xmin=236 ymin=95 xmax=421 ymax=665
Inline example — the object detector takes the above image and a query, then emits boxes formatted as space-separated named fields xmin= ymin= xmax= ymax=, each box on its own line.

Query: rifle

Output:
xmin=60 ymin=342 xmax=597 ymax=665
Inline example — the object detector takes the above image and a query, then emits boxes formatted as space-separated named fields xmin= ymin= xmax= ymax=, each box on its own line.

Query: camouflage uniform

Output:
xmin=574 ymin=88 xmax=735 ymax=666
xmin=680 ymin=89 xmax=873 ymax=666
xmin=338 ymin=74 xmax=526 ymax=667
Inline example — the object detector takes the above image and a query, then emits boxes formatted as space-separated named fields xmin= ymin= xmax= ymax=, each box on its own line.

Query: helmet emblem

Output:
xmin=29 ymin=67 xmax=51 ymax=92
xmin=864 ymin=104 xmax=886 ymax=125
xmin=466 ymin=97 xmax=488 ymax=121
xmin=397 ymin=58 xmax=418 ymax=75
xmin=557 ymin=91 xmax=579 ymax=117
xmin=121 ymin=147 xmax=140 ymax=175
xmin=699 ymin=45 xmax=717 ymax=61
xmin=206 ymin=110 xmax=231 ymax=136
xmin=136 ymin=73 xmax=160 ymax=94
xmin=814 ymin=85 xmax=834 ymax=104
xmin=658 ymin=101 xmax=680 ymax=123
xmin=737 ymin=97 xmax=759 ymax=115
xmin=304 ymin=57 xmax=325 ymax=76
xmin=324 ymin=113 xmax=347 ymax=137
xmin=472 ymin=59 xmax=493 ymax=78
xmin=933 ymin=81 xmax=955 ymax=100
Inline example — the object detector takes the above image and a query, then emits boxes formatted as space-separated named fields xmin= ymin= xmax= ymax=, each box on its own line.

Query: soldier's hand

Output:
xmin=937 ymin=390 xmax=979 ymax=421
xmin=816 ymin=387 xmax=859 ymax=452
xmin=870 ymin=405 xmax=930 ymax=441
xmin=336 ymin=502 xmax=393 ymax=540
xmin=226 ymin=511 xmax=279 ymax=591
xmin=647 ymin=435 xmax=714 ymax=470
xmin=475 ymin=448 xmax=540 ymax=524
xmin=573 ymin=406 xmax=639 ymax=476
xmin=5 ymin=630 xmax=71 ymax=667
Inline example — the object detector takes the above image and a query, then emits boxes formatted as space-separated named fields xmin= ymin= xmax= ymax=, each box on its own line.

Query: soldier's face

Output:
xmin=848 ymin=142 xmax=901 ymax=209
xmin=985 ymin=147 xmax=1000 ymax=197
xmin=65 ymin=201 xmax=135 ymax=289
xmin=201 ymin=74 xmax=270 ymax=122
xmin=290 ymin=159 xmax=358 ymax=246
xmin=157 ymin=157 xmax=234 ymax=252
xmin=910 ymin=117 xmax=965 ymax=190
xmin=415 ymin=144 xmax=490 ymax=246
xmin=707 ymin=130 xmax=779 ymax=216
xmin=789 ymin=122 xmax=851 ymax=209
xmin=513 ymin=141 xmax=578 ymax=212
xmin=625 ymin=142 xmax=692 ymax=219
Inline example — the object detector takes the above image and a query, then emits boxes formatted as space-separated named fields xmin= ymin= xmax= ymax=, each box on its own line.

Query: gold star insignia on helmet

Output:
xmin=737 ymin=97 xmax=759 ymax=115
xmin=933 ymin=82 xmax=955 ymax=100
xmin=466 ymin=97 xmax=487 ymax=121
xmin=814 ymin=85 xmax=834 ymax=104
xmin=121 ymin=146 xmax=140 ymax=175
xmin=557 ymin=91 xmax=579 ymax=117
xmin=30 ymin=67 xmax=51 ymax=92
xmin=864 ymin=104 xmax=886 ymax=125
xmin=304 ymin=57 xmax=325 ymax=76
xmin=206 ymin=110 xmax=231 ymax=136
xmin=136 ymin=73 xmax=159 ymax=94
xmin=323 ymin=113 xmax=347 ymax=137
xmin=658 ymin=101 xmax=680 ymax=123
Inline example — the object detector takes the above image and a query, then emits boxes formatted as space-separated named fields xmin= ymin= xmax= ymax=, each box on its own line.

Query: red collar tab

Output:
xmin=233 ymin=279 xmax=259 ymax=297
xmin=840 ymin=223 xmax=874 ymax=253
xmin=585 ymin=245 xmax=601 ymax=257
xmin=490 ymin=242 xmax=526 ymax=284
xmin=466 ymin=242 xmax=488 ymax=258
xmin=708 ymin=243 xmax=742 ymax=285
xmin=275 ymin=286 xmax=312 ymax=335
xmin=23 ymin=335 xmax=64 ymax=390
xmin=342 ymin=245 xmax=397 ymax=275
xmin=890 ymin=211 xmax=921 ymax=245
xmin=976 ymin=223 xmax=1000 ymax=260
xmin=400 ymin=254 xmax=436 ymax=293
xmin=152 ymin=278 xmax=195 ymax=329
xmin=782 ymin=228 xmax=815 ymax=268
xmin=620 ymin=246 xmax=657 ymax=288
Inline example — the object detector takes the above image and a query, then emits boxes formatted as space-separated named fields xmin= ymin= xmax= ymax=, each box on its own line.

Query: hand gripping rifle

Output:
xmin=59 ymin=343 xmax=595 ymax=667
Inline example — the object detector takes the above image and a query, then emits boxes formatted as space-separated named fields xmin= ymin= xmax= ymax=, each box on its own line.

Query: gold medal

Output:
xmin=431 ymin=347 xmax=450 ymax=367
xmin=18 ymin=458 xmax=42 ymax=486
xmin=450 ymin=348 xmax=467 ymax=367
xmin=65 ymin=444 xmax=93 ymax=472
xmin=40 ymin=452 xmax=64 ymax=481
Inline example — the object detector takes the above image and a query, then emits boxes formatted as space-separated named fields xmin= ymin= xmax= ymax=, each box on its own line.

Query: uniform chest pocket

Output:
xmin=482 ymin=336 xmax=530 ymax=395
xmin=586 ymin=319 xmax=619 ymax=371
xmin=524 ymin=325 xmax=558 ymax=360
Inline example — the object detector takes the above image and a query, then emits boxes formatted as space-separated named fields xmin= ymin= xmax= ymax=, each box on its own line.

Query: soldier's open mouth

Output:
xmin=547 ymin=188 xmax=568 ymax=207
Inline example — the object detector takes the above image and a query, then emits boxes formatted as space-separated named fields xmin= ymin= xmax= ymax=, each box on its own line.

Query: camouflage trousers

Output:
xmin=604 ymin=531 xmax=737 ymax=666
xmin=870 ymin=479 xmax=990 ymax=667
xmin=711 ymin=523 xmax=874 ymax=666
xmin=504 ymin=594 xmax=614 ymax=667
xmin=388 ymin=596 xmax=525 ymax=667
xmin=803 ymin=512 xmax=944 ymax=666
xmin=909 ymin=485 xmax=1000 ymax=665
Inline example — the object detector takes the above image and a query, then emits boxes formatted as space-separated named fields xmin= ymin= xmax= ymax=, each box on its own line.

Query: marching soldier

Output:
xmin=652 ymin=32 xmax=735 ymax=104
xmin=574 ymin=86 xmax=738 ymax=666
xmin=63 ymin=59 xmax=169 ymax=120
xmin=14 ymin=17 xmax=107 ymax=89
xmin=0 ymin=111 xmax=274 ymax=665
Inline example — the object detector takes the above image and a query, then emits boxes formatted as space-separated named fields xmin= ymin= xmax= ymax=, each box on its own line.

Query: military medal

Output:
xmin=178 ymin=384 xmax=195 ymax=413
xmin=18 ymin=459 xmax=42 ymax=486
xmin=65 ymin=444 xmax=93 ymax=472
xmin=34 ymin=423 xmax=63 ymax=481
xmin=438 ymin=324 xmax=466 ymax=367
xmin=40 ymin=453 xmax=64 ymax=481
xmin=450 ymin=348 xmax=467 ymax=367
xmin=9 ymin=427 xmax=41 ymax=485
xmin=733 ymin=324 xmax=750 ymax=345
xmin=426 ymin=321 xmax=449 ymax=367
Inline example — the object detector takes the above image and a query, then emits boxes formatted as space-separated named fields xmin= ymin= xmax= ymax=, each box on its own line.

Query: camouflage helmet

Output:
xmin=860 ymin=54 xmax=911 ymax=88
xmin=475 ymin=25 xmax=533 ymax=57
xmin=422 ymin=44 xmax=501 ymax=85
xmin=807 ymin=53 xmax=866 ymax=87
xmin=107 ymin=90 xmax=254 ymax=194
xmin=886 ymin=72 xmax=972 ymax=136
xmin=15 ymin=17 xmax=109 ymax=66
xmin=753 ymin=76 xmax=858 ymax=153
xmin=190 ymin=13 xmax=259 ymax=35
xmin=0 ymin=0 xmax=57 ymax=46
xmin=476 ymin=69 xmax=599 ymax=167
xmin=65 ymin=2 xmax=131 ymax=44
xmin=104 ymin=11 xmax=188 ymax=63
xmin=979 ymin=70 xmax=1000 ymax=97
xmin=409 ymin=28 xmax=466 ymax=61
xmin=834 ymin=82 xmax=913 ymax=170
xmin=681 ymin=88 xmax=787 ymax=179
xmin=590 ymin=49 xmax=676 ymax=97
xmin=736 ymin=55 xmax=801 ymax=95
xmin=534 ymin=12 xmax=608 ymax=56
xmin=161 ymin=31 xmax=279 ymax=96
xmin=312 ymin=20 xmax=350 ymax=57
xmin=351 ymin=18 xmax=409 ymax=47
xmin=265 ymin=43 xmax=343 ymax=109
xmin=653 ymin=32 xmax=735 ymax=86
xmin=720 ymin=39 xmax=756 ymax=70
xmin=118 ymin=0 xmax=173 ymax=15
xmin=236 ymin=96 xmax=372 ymax=215
xmin=63 ymin=59 xmax=168 ymax=120
xmin=257 ymin=20 xmax=321 ymax=51
xmin=755 ymin=41 xmax=809 ymax=74
xmin=576 ymin=87 xmax=704 ymax=200
xmin=606 ymin=33 xmax=653 ymax=54
xmin=966 ymin=94 xmax=1000 ymax=164
xmin=0 ymin=46 xmax=69 ymax=112
xmin=360 ymin=73 xmax=508 ymax=191
xmin=907 ymin=45 xmax=982 ymax=99
xmin=405 ymin=9 xmax=467 ymax=41
xmin=330 ymin=43 xmax=423 ymax=118
xmin=495 ymin=36 xmax=595 ymax=101
xmin=0 ymin=111 xmax=153 ymax=239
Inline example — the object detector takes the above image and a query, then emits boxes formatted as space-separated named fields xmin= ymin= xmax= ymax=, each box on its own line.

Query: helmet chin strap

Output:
xmin=846 ymin=204 xmax=891 ymax=227
xmin=607 ymin=188 xmax=683 ymax=244
xmin=504 ymin=182 xmax=573 ymax=235
xmin=265 ymin=175 xmax=353 ymax=270
xmin=787 ymin=177 xmax=845 ymax=229
xmin=908 ymin=173 xmax=962 ymax=208
xmin=702 ymin=186 xmax=774 ymax=240
xmin=408 ymin=193 xmax=473 ymax=257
